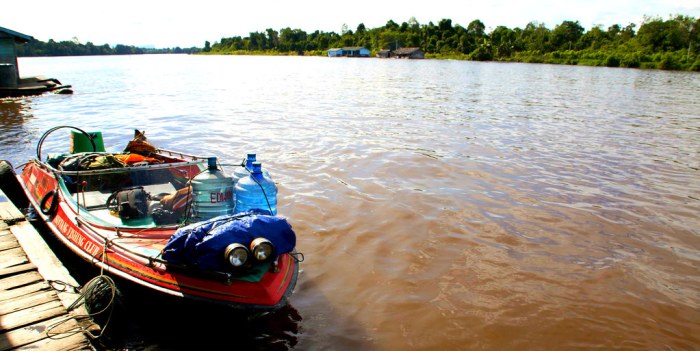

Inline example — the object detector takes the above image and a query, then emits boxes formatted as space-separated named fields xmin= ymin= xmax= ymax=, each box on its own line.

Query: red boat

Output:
xmin=0 ymin=126 xmax=300 ymax=310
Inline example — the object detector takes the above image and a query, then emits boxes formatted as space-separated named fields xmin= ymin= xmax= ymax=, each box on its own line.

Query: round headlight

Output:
xmin=250 ymin=238 xmax=274 ymax=261
xmin=224 ymin=243 xmax=249 ymax=267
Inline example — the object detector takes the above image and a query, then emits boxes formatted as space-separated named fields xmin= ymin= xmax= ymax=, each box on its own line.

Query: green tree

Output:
xmin=578 ymin=25 xmax=609 ymax=50
xmin=551 ymin=20 xmax=584 ymax=50
xmin=490 ymin=26 xmax=516 ymax=57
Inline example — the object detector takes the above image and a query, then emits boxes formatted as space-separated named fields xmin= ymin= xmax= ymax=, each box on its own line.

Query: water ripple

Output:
xmin=3 ymin=55 xmax=699 ymax=350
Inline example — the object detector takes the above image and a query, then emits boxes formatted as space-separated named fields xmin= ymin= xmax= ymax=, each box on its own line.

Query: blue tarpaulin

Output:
xmin=162 ymin=212 xmax=296 ymax=272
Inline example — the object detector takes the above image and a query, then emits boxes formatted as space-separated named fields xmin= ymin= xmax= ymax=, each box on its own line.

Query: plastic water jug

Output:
xmin=191 ymin=157 xmax=235 ymax=221
xmin=232 ymin=153 xmax=271 ymax=184
xmin=234 ymin=162 xmax=277 ymax=215
xmin=232 ymin=153 xmax=257 ymax=184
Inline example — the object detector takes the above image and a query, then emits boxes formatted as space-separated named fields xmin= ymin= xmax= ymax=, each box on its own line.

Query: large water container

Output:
xmin=191 ymin=157 xmax=235 ymax=221
xmin=232 ymin=153 xmax=257 ymax=184
xmin=235 ymin=162 xmax=277 ymax=215
xmin=232 ymin=153 xmax=272 ymax=184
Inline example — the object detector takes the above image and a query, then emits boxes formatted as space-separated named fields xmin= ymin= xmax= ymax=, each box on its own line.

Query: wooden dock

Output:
xmin=0 ymin=191 xmax=94 ymax=351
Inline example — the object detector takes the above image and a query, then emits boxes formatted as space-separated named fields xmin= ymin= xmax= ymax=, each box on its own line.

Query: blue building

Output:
xmin=327 ymin=47 xmax=370 ymax=57
xmin=327 ymin=48 xmax=343 ymax=57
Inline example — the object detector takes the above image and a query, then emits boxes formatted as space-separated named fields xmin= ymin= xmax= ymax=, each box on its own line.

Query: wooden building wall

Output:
xmin=0 ymin=34 xmax=20 ymax=86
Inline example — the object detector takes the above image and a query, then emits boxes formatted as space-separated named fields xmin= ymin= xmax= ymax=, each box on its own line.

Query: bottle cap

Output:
xmin=207 ymin=157 xmax=217 ymax=170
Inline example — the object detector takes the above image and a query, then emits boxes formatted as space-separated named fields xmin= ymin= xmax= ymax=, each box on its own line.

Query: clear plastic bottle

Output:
xmin=234 ymin=162 xmax=277 ymax=215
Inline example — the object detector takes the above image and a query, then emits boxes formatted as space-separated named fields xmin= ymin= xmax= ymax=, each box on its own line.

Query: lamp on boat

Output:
xmin=224 ymin=243 xmax=249 ymax=268
xmin=250 ymin=238 xmax=274 ymax=261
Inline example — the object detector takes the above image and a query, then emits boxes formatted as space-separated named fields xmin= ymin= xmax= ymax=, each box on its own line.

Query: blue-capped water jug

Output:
xmin=234 ymin=161 xmax=277 ymax=215
xmin=233 ymin=153 xmax=256 ymax=184
xmin=232 ymin=153 xmax=272 ymax=185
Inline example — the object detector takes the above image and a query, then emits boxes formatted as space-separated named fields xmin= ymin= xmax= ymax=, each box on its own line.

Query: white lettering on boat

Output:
xmin=53 ymin=215 xmax=102 ymax=257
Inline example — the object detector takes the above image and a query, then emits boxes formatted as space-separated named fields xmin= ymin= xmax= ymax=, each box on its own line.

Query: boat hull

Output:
xmin=17 ymin=160 xmax=298 ymax=310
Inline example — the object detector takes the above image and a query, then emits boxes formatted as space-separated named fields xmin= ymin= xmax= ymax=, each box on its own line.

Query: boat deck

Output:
xmin=0 ymin=191 xmax=94 ymax=351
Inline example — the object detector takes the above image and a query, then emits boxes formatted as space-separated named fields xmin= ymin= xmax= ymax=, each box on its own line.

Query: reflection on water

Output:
xmin=0 ymin=99 xmax=34 ymax=151
xmin=2 ymin=55 xmax=700 ymax=350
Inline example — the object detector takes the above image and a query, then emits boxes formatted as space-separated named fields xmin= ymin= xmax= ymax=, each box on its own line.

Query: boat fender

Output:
xmin=40 ymin=190 xmax=58 ymax=217
xmin=0 ymin=160 xmax=29 ymax=208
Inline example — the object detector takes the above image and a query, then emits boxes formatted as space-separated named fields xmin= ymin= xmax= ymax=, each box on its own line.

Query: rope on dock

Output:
xmin=45 ymin=274 xmax=118 ymax=340
xmin=46 ymin=239 xmax=119 ymax=340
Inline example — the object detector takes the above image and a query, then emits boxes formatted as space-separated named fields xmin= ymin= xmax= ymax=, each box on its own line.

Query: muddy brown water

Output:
xmin=1 ymin=55 xmax=698 ymax=350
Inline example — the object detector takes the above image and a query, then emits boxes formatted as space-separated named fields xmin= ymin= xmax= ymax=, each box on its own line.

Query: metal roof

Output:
xmin=0 ymin=26 xmax=34 ymax=43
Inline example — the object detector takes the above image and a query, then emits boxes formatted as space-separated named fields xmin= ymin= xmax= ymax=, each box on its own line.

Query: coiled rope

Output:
xmin=47 ymin=239 xmax=118 ymax=339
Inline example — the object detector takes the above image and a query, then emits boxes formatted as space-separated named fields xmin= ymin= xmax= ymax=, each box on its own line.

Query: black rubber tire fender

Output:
xmin=40 ymin=190 xmax=59 ymax=217
xmin=0 ymin=160 xmax=29 ymax=208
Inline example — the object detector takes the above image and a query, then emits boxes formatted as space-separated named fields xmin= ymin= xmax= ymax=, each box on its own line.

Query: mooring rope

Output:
xmin=46 ymin=239 xmax=118 ymax=340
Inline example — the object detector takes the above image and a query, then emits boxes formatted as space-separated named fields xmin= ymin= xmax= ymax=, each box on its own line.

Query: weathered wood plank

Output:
xmin=0 ymin=313 xmax=85 ymax=351
xmin=18 ymin=332 xmax=93 ymax=351
xmin=0 ymin=249 xmax=28 ymax=269
xmin=0 ymin=197 xmax=95 ymax=350
xmin=10 ymin=222 xmax=97 ymax=321
xmin=0 ymin=289 xmax=59 ymax=316
xmin=0 ymin=270 xmax=43 ymax=291
xmin=0 ymin=201 xmax=24 ymax=224
xmin=0 ymin=247 xmax=28 ymax=269
xmin=0 ymin=262 xmax=35 ymax=278
xmin=0 ymin=234 xmax=20 ymax=251
xmin=0 ymin=280 xmax=48 ymax=302
xmin=0 ymin=299 xmax=65 ymax=332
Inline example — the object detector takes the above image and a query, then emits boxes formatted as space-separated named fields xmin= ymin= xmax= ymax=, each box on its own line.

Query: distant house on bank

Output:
xmin=377 ymin=47 xmax=425 ymax=59
xmin=0 ymin=26 xmax=72 ymax=96
xmin=0 ymin=26 xmax=33 ymax=87
xmin=328 ymin=48 xmax=343 ymax=57
xmin=327 ymin=47 xmax=370 ymax=57
xmin=376 ymin=49 xmax=392 ymax=58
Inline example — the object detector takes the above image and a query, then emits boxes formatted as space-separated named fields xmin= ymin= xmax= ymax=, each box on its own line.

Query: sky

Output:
xmin=3 ymin=0 xmax=699 ymax=48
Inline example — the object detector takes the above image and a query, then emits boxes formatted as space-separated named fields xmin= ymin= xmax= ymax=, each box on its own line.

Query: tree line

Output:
xmin=17 ymin=39 xmax=200 ymax=56
xmin=14 ymin=15 xmax=700 ymax=71
xmin=205 ymin=15 xmax=700 ymax=71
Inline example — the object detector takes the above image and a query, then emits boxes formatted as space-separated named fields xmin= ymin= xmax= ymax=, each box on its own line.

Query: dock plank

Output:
xmin=0 ymin=234 xmax=20 ymax=251
xmin=0 ymin=192 xmax=95 ymax=350
xmin=0 ymin=313 xmax=85 ymax=351
xmin=0 ymin=290 xmax=58 ymax=316
xmin=0 ymin=281 xmax=48 ymax=302
xmin=0 ymin=201 xmax=24 ymax=224
xmin=9 ymin=222 xmax=99 ymax=330
xmin=0 ymin=299 xmax=65 ymax=332
xmin=0 ymin=247 xmax=28 ymax=269
xmin=18 ymin=332 xmax=92 ymax=351
xmin=0 ymin=262 xmax=37 ymax=278
xmin=0 ymin=270 xmax=43 ymax=291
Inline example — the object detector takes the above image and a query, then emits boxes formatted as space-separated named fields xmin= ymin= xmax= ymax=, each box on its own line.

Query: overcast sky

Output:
xmin=3 ymin=0 xmax=699 ymax=48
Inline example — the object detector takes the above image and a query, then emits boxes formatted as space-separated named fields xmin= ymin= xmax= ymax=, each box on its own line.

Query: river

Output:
xmin=1 ymin=54 xmax=699 ymax=350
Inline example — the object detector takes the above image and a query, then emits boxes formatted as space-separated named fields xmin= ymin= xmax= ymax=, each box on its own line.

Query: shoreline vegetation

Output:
xmin=18 ymin=15 xmax=700 ymax=71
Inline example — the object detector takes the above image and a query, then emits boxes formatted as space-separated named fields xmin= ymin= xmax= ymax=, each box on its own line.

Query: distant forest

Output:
xmin=17 ymin=40 xmax=200 ymax=56
xmin=206 ymin=15 xmax=699 ymax=71
xmin=18 ymin=15 xmax=700 ymax=71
